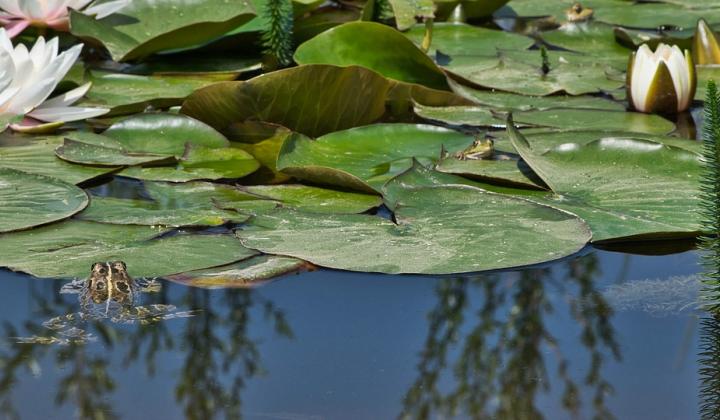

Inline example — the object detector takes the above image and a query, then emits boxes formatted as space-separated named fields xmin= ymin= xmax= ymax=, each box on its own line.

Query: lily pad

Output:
xmin=55 ymin=138 xmax=174 ymax=167
xmin=294 ymin=21 xmax=449 ymax=90
xmin=0 ymin=135 xmax=115 ymax=185
xmin=415 ymin=105 xmax=676 ymax=134
xmin=103 ymin=113 xmax=229 ymax=155
xmin=236 ymin=164 xmax=591 ymax=274
xmin=79 ymin=71 xmax=217 ymax=116
xmin=181 ymin=64 xmax=470 ymax=137
xmin=182 ymin=65 xmax=391 ymax=138
xmin=277 ymin=123 xmax=475 ymax=192
xmin=540 ymin=23 xmax=631 ymax=68
xmin=447 ymin=54 xmax=622 ymax=96
xmin=404 ymin=23 xmax=534 ymax=57
xmin=119 ymin=146 xmax=260 ymax=182
xmin=505 ymin=0 xmax=709 ymax=29
xmin=69 ymin=1 xmax=256 ymax=61
xmin=436 ymin=157 xmax=546 ymax=190
xmin=77 ymin=196 xmax=243 ymax=227
xmin=165 ymin=255 xmax=311 ymax=289
xmin=142 ymin=181 xmax=380 ymax=215
xmin=449 ymin=81 xmax=625 ymax=111
xmin=507 ymin=119 xmax=702 ymax=242
xmin=0 ymin=168 xmax=88 ymax=233
xmin=240 ymin=185 xmax=382 ymax=213
xmin=0 ymin=220 xmax=257 ymax=278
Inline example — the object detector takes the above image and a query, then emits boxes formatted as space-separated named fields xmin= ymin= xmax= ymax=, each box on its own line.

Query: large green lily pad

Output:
xmin=0 ymin=135 xmax=115 ymax=185
xmin=103 ymin=113 xmax=229 ymax=155
xmin=404 ymin=23 xmax=534 ymax=57
xmin=436 ymin=157 xmax=546 ymax=190
xmin=507 ymin=120 xmax=702 ymax=242
xmin=415 ymin=105 xmax=676 ymax=134
xmin=0 ymin=220 xmax=257 ymax=278
xmin=142 ymin=180 xmax=380 ymax=215
xmin=55 ymin=137 xmax=174 ymax=167
xmin=77 ymin=196 xmax=243 ymax=227
xmin=294 ymin=21 xmax=449 ymax=90
xmin=166 ymin=255 xmax=311 ymax=289
xmin=181 ymin=64 xmax=470 ymax=137
xmin=69 ymin=1 xmax=256 ymax=61
xmin=449 ymin=81 xmax=624 ymax=111
xmin=181 ymin=65 xmax=390 ymax=138
xmin=0 ymin=169 xmax=89 ymax=233
xmin=119 ymin=146 xmax=260 ymax=182
xmin=277 ymin=123 xmax=475 ymax=192
xmin=236 ymin=165 xmax=591 ymax=274
xmin=79 ymin=71 xmax=217 ymax=116
xmin=504 ymin=0 xmax=709 ymax=29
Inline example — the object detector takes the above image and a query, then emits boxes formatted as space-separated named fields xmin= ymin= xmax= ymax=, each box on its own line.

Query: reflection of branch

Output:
xmin=401 ymin=255 xmax=620 ymax=419
xmin=0 ymin=281 xmax=294 ymax=420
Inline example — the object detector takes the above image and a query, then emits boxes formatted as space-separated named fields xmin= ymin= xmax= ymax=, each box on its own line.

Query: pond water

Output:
xmin=0 ymin=245 xmax=707 ymax=419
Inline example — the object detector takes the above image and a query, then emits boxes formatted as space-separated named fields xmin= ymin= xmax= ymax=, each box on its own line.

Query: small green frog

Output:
xmin=565 ymin=2 xmax=594 ymax=23
xmin=456 ymin=137 xmax=495 ymax=160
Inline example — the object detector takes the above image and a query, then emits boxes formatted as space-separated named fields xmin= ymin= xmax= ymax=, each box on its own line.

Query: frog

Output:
xmin=455 ymin=137 xmax=495 ymax=160
xmin=14 ymin=261 xmax=196 ymax=345
xmin=565 ymin=2 xmax=594 ymax=23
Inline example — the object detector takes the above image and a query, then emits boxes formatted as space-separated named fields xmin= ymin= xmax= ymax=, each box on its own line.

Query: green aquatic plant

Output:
xmin=261 ymin=0 xmax=294 ymax=67
xmin=700 ymin=80 xmax=720 ymax=310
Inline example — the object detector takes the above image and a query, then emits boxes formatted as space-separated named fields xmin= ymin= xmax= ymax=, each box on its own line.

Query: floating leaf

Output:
xmin=181 ymin=64 xmax=470 ymax=137
xmin=120 ymin=146 xmax=260 ymax=182
xmin=165 ymin=255 xmax=311 ymax=289
xmin=240 ymin=184 xmax=382 ymax=213
xmin=449 ymin=81 xmax=625 ymax=111
xmin=55 ymin=138 xmax=174 ymax=167
xmin=69 ymin=1 xmax=256 ymax=61
xmin=294 ymin=21 xmax=449 ymax=90
xmin=0 ymin=135 xmax=114 ymax=185
xmin=77 ymin=196 xmax=243 ymax=227
xmin=79 ymin=71 xmax=216 ymax=116
xmin=436 ymin=157 xmax=546 ymax=190
xmin=277 ymin=123 xmax=475 ymax=192
xmin=237 ymin=164 xmax=591 ymax=274
xmin=404 ymin=23 xmax=534 ymax=57
xmin=0 ymin=220 xmax=257 ymax=278
xmin=415 ymin=105 xmax=676 ymax=134
xmin=0 ymin=168 xmax=88 ymax=233
xmin=103 ymin=113 xmax=229 ymax=155
xmin=507 ymin=120 xmax=702 ymax=242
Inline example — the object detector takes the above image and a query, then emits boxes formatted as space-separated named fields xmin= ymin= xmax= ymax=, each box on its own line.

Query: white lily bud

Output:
xmin=627 ymin=43 xmax=696 ymax=114
xmin=693 ymin=19 xmax=720 ymax=65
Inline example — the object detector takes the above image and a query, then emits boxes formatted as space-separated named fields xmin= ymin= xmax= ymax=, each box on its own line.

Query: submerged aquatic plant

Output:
xmin=261 ymin=0 xmax=294 ymax=68
xmin=0 ymin=29 xmax=107 ymax=130
xmin=0 ymin=0 xmax=129 ymax=37
xmin=627 ymin=43 xmax=696 ymax=114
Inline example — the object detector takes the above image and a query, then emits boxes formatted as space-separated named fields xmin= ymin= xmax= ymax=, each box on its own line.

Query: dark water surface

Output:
xmin=0 ymin=246 xmax=707 ymax=420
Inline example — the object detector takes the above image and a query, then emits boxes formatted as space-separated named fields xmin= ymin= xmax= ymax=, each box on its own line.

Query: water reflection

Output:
xmin=0 ymin=281 xmax=293 ymax=420
xmin=400 ymin=254 xmax=620 ymax=419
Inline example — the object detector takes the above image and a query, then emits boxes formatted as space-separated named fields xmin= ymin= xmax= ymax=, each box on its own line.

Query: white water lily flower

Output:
xmin=0 ymin=0 xmax=130 ymax=37
xmin=627 ymin=43 xmax=696 ymax=114
xmin=0 ymin=28 xmax=107 ymax=130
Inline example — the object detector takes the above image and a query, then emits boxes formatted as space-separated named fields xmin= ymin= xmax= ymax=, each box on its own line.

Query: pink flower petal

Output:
xmin=3 ymin=19 xmax=29 ymax=37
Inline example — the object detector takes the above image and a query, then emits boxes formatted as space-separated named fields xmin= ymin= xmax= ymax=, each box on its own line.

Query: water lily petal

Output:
xmin=27 ymin=105 xmax=108 ymax=122
xmin=643 ymin=60 xmax=678 ymax=114
xmin=38 ymin=82 xmax=92 ymax=108
xmin=693 ymin=19 xmax=720 ymax=65
xmin=0 ymin=0 xmax=23 ymax=16
xmin=2 ymin=19 xmax=28 ymax=37
xmin=83 ymin=0 xmax=129 ymax=19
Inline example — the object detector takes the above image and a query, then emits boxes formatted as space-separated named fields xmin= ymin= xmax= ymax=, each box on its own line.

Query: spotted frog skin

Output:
xmin=85 ymin=261 xmax=135 ymax=306
xmin=565 ymin=3 xmax=594 ymax=23
xmin=456 ymin=137 xmax=495 ymax=160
